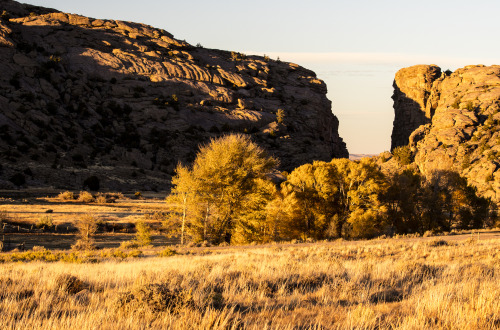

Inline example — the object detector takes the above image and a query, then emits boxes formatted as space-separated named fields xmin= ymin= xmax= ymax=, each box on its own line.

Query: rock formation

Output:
xmin=391 ymin=65 xmax=442 ymax=150
xmin=0 ymin=0 xmax=347 ymax=190
xmin=392 ymin=64 xmax=500 ymax=203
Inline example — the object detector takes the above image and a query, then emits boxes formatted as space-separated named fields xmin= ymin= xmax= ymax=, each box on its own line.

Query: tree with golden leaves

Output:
xmin=166 ymin=134 xmax=277 ymax=244
xmin=282 ymin=158 xmax=388 ymax=239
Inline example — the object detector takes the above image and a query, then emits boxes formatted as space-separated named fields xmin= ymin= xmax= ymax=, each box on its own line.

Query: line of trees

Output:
xmin=164 ymin=134 xmax=496 ymax=245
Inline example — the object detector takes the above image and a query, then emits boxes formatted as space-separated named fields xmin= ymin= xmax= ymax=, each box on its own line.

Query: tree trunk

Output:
xmin=181 ymin=194 xmax=187 ymax=245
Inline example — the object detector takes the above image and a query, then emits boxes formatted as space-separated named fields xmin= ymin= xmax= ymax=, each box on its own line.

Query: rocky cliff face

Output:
xmin=0 ymin=0 xmax=347 ymax=190
xmin=391 ymin=65 xmax=442 ymax=150
xmin=392 ymin=64 xmax=500 ymax=203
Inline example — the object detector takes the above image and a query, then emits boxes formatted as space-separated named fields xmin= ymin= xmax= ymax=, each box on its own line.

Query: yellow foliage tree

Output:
xmin=282 ymin=158 xmax=388 ymax=239
xmin=166 ymin=134 xmax=277 ymax=244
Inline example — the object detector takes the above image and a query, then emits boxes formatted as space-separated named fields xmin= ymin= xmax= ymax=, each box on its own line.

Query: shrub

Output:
xmin=120 ymin=240 xmax=140 ymax=249
xmin=423 ymin=230 xmax=434 ymax=237
xmin=135 ymin=220 xmax=152 ymax=246
xmin=465 ymin=101 xmax=475 ymax=111
xmin=55 ymin=274 xmax=88 ymax=294
xmin=58 ymin=191 xmax=75 ymax=200
xmin=115 ymin=283 xmax=194 ymax=313
xmin=427 ymin=239 xmax=449 ymax=247
xmin=392 ymin=146 xmax=412 ymax=165
xmin=78 ymin=191 xmax=94 ymax=203
xmin=461 ymin=153 xmax=471 ymax=170
xmin=158 ymin=248 xmax=177 ymax=257
xmin=95 ymin=195 xmax=107 ymax=204
xmin=276 ymin=109 xmax=285 ymax=124
xmin=37 ymin=215 xmax=53 ymax=228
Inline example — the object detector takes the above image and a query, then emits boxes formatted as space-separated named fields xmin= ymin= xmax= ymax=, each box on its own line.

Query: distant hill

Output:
xmin=349 ymin=154 xmax=377 ymax=160
xmin=0 ymin=0 xmax=347 ymax=190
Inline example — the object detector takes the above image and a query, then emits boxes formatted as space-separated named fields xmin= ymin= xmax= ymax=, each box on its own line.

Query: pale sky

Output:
xmin=19 ymin=1 xmax=500 ymax=153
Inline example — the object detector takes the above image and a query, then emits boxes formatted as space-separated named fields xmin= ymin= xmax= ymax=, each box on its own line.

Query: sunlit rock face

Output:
xmin=0 ymin=0 xmax=347 ymax=190
xmin=392 ymin=64 xmax=500 ymax=203
xmin=391 ymin=65 xmax=442 ymax=150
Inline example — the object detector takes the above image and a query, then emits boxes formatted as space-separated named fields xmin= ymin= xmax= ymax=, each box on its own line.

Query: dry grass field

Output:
xmin=0 ymin=233 xmax=499 ymax=329
xmin=0 ymin=191 xmax=171 ymax=250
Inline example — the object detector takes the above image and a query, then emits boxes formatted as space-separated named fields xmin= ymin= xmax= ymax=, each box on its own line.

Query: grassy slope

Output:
xmin=0 ymin=235 xmax=499 ymax=329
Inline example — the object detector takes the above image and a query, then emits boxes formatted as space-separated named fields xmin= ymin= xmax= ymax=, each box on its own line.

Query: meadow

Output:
xmin=0 ymin=231 xmax=499 ymax=329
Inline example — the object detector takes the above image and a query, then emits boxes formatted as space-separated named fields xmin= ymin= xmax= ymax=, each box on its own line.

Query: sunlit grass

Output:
xmin=0 ymin=235 xmax=498 ymax=328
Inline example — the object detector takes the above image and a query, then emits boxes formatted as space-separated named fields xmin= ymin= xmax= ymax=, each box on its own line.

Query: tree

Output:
xmin=165 ymin=164 xmax=197 ymax=245
xmin=73 ymin=213 xmax=98 ymax=250
xmin=281 ymin=161 xmax=339 ymax=240
xmin=384 ymin=169 xmax=492 ymax=234
xmin=232 ymin=178 xmax=277 ymax=244
xmin=329 ymin=158 xmax=388 ymax=238
xmin=166 ymin=134 xmax=277 ymax=244
xmin=383 ymin=169 xmax=423 ymax=234
xmin=281 ymin=158 xmax=388 ymax=239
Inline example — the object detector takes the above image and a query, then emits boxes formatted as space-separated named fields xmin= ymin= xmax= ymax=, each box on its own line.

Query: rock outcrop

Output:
xmin=391 ymin=65 xmax=442 ymax=150
xmin=0 ymin=0 xmax=347 ymax=190
xmin=392 ymin=64 xmax=500 ymax=203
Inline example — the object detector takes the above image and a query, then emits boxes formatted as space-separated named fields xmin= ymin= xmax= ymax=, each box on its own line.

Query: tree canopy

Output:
xmin=165 ymin=134 xmax=277 ymax=244
xmin=165 ymin=135 xmax=495 ymax=245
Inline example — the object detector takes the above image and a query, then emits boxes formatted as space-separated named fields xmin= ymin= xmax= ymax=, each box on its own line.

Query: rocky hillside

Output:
xmin=0 ymin=0 xmax=347 ymax=190
xmin=391 ymin=64 xmax=500 ymax=203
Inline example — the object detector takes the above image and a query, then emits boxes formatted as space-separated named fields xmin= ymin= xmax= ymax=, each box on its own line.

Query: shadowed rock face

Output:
xmin=0 ymin=0 xmax=347 ymax=190
xmin=392 ymin=64 xmax=500 ymax=203
xmin=391 ymin=65 xmax=442 ymax=150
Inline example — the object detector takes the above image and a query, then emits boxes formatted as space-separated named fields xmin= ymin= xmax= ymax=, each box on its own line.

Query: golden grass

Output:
xmin=0 ymin=236 xmax=499 ymax=329
xmin=0 ymin=196 xmax=166 ymax=225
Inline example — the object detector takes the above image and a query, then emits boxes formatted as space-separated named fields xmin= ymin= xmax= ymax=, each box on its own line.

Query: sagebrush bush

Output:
xmin=55 ymin=274 xmax=88 ymax=294
xmin=158 ymin=248 xmax=177 ymax=257
xmin=120 ymin=240 xmax=140 ymax=249
xmin=77 ymin=191 xmax=94 ymax=203
xmin=58 ymin=191 xmax=74 ymax=200
xmin=94 ymin=195 xmax=107 ymax=204
xmin=36 ymin=215 xmax=53 ymax=228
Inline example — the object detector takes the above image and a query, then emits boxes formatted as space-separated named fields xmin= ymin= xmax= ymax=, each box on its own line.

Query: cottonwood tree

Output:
xmin=281 ymin=158 xmax=388 ymax=239
xmin=384 ymin=168 xmax=491 ymax=234
xmin=332 ymin=158 xmax=388 ymax=238
xmin=165 ymin=164 xmax=198 ymax=245
xmin=280 ymin=161 xmax=339 ymax=240
xmin=383 ymin=169 xmax=423 ymax=234
xmin=166 ymin=134 xmax=277 ymax=244
xmin=232 ymin=178 xmax=277 ymax=244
